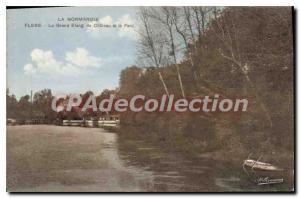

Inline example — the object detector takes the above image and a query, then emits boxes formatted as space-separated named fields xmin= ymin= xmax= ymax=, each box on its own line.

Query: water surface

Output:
xmin=7 ymin=125 xmax=291 ymax=192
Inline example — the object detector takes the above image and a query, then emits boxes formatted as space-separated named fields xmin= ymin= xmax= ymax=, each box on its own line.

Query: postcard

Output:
xmin=6 ymin=6 xmax=294 ymax=192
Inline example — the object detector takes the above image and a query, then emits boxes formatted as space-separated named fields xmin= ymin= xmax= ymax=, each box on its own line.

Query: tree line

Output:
xmin=119 ymin=7 xmax=293 ymax=160
xmin=6 ymin=88 xmax=119 ymax=122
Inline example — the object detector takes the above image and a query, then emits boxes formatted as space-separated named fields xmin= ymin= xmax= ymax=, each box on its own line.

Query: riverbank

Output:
xmin=119 ymin=123 xmax=294 ymax=190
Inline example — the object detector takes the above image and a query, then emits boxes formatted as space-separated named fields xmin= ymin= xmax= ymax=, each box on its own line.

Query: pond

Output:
xmin=7 ymin=125 xmax=292 ymax=192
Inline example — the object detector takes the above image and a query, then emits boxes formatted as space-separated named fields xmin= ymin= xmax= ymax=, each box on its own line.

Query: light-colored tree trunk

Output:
xmin=139 ymin=8 xmax=171 ymax=97
xmin=220 ymin=52 xmax=273 ymax=128
xmin=151 ymin=7 xmax=186 ymax=98
xmin=158 ymin=71 xmax=170 ymax=97
xmin=212 ymin=9 xmax=273 ymax=128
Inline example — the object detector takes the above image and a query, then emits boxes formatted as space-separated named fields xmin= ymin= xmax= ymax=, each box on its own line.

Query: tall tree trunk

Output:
xmin=140 ymin=8 xmax=171 ymax=97
xmin=220 ymin=52 xmax=273 ymax=128
xmin=173 ymin=17 xmax=200 ymax=93
xmin=193 ymin=7 xmax=202 ymax=38
xmin=158 ymin=71 xmax=170 ymax=97
xmin=175 ymin=65 xmax=185 ymax=98
xmin=184 ymin=7 xmax=196 ymax=45
xmin=212 ymin=9 xmax=273 ymax=128
xmin=168 ymin=23 xmax=186 ymax=98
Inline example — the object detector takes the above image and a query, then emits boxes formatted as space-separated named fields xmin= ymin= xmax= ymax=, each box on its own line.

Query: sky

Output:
xmin=7 ymin=7 xmax=138 ymax=99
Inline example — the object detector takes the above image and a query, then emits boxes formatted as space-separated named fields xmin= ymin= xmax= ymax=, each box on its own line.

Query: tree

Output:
xmin=137 ymin=7 xmax=170 ymax=97
xmin=148 ymin=7 xmax=186 ymax=98
xmin=171 ymin=7 xmax=215 ymax=94
xmin=209 ymin=7 xmax=282 ymax=128
xmin=33 ymin=89 xmax=54 ymax=121
xmin=6 ymin=89 xmax=18 ymax=118
xmin=18 ymin=94 xmax=32 ymax=119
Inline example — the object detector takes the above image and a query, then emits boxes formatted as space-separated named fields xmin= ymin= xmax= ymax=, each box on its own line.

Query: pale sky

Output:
xmin=7 ymin=7 xmax=138 ymax=98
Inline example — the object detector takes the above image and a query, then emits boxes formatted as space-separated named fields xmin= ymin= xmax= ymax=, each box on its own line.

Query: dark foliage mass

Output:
xmin=118 ymin=7 xmax=294 ymax=165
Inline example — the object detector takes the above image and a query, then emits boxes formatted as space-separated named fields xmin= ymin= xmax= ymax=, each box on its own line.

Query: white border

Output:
xmin=2 ymin=0 xmax=296 ymax=6
xmin=1 ymin=0 xmax=298 ymax=197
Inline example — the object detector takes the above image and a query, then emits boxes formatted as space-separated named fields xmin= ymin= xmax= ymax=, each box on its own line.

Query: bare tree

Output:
xmin=148 ymin=7 xmax=186 ymax=98
xmin=212 ymin=9 xmax=273 ymax=128
xmin=137 ymin=8 xmax=170 ymax=97
xmin=192 ymin=7 xmax=213 ymax=38
xmin=183 ymin=7 xmax=197 ymax=46
xmin=171 ymin=7 xmax=214 ymax=94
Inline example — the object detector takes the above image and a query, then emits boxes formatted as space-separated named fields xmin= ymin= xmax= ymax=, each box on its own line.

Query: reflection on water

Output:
xmin=116 ymin=132 xmax=292 ymax=192
xmin=117 ymin=135 xmax=225 ymax=191
xmin=7 ymin=126 xmax=292 ymax=192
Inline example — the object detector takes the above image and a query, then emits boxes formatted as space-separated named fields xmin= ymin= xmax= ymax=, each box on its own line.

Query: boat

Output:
xmin=242 ymin=155 xmax=286 ymax=185
xmin=243 ymin=159 xmax=283 ymax=171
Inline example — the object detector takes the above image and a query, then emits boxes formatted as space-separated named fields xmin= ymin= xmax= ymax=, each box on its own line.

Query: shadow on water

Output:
xmin=116 ymin=129 xmax=293 ymax=192
xmin=7 ymin=125 xmax=293 ymax=192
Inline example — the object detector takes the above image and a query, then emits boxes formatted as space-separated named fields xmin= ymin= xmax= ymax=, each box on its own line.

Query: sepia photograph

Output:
xmin=6 ymin=6 xmax=294 ymax=192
